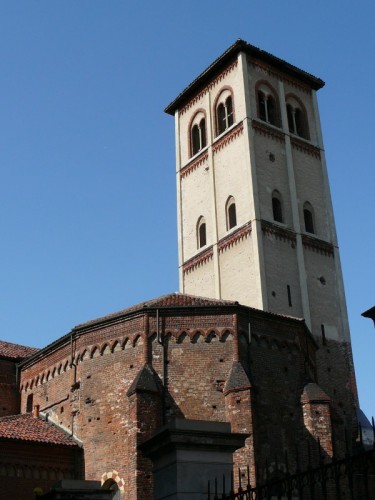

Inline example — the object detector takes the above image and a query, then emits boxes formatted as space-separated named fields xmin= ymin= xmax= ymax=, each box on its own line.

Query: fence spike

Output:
xmin=285 ymin=449 xmax=289 ymax=474
xmin=238 ymin=467 xmax=242 ymax=489
xmin=247 ymin=465 xmax=251 ymax=489
xmin=318 ymin=437 xmax=324 ymax=465
xmin=372 ymin=417 xmax=375 ymax=450
xmin=296 ymin=444 xmax=300 ymax=473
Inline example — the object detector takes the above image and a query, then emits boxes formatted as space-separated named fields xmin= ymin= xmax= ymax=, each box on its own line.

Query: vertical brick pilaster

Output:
xmin=301 ymin=382 xmax=333 ymax=462
xmin=224 ymin=361 xmax=256 ymax=486
xmin=127 ymin=364 xmax=162 ymax=499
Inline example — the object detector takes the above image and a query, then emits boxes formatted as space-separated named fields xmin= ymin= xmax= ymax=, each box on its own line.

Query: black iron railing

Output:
xmin=208 ymin=422 xmax=375 ymax=500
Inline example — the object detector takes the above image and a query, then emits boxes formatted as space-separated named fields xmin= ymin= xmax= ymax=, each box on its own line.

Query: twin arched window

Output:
xmin=190 ymin=113 xmax=207 ymax=157
xmin=216 ymin=90 xmax=234 ymax=136
xmin=257 ymin=83 xmax=280 ymax=127
xmin=286 ymin=96 xmax=309 ymax=139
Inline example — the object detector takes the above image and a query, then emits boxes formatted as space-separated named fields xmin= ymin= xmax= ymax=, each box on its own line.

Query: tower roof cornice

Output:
xmin=164 ymin=39 xmax=324 ymax=115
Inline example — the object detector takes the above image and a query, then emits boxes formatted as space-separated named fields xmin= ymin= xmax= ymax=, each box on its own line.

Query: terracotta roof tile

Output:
xmin=0 ymin=414 xmax=78 ymax=447
xmin=0 ymin=340 xmax=39 ymax=360
xmin=75 ymin=293 xmax=238 ymax=329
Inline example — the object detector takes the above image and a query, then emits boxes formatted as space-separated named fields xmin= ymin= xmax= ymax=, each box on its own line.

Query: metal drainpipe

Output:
xmin=248 ymin=318 xmax=252 ymax=374
xmin=156 ymin=309 xmax=166 ymax=424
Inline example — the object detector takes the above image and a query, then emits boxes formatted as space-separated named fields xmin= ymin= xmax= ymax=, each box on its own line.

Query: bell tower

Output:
xmin=165 ymin=40 xmax=358 ymax=435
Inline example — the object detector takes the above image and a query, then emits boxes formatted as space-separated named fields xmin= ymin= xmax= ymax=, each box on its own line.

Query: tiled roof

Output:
xmin=0 ymin=414 xmax=78 ymax=447
xmin=0 ymin=340 xmax=39 ymax=360
xmin=75 ymin=293 xmax=238 ymax=329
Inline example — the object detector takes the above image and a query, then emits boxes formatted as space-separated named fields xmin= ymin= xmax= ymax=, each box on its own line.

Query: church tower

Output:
xmin=165 ymin=40 xmax=358 ymax=434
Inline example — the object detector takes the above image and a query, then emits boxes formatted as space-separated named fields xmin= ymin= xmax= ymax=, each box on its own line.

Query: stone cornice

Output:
xmin=212 ymin=123 xmax=244 ymax=154
xmin=252 ymin=120 xmax=285 ymax=143
xmin=302 ymin=234 xmax=334 ymax=256
xmin=218 ymin=223 xmax=252 ymax=254
xmin=291 ymin=137 xmax=321 ymax=158
xmin=179 ymin=59 xmax=238 ymax=116
xmin=182 ymin=246 xmax=214 ymax=275
xmin=261 ymin=220 xmax=297 ymax=244
xmin=180 ymin=152 xmax=208 ymax=179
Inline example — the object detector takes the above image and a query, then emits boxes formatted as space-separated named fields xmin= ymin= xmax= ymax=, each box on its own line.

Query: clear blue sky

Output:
xmin=0 ymin=1 xmax=374 ymax=418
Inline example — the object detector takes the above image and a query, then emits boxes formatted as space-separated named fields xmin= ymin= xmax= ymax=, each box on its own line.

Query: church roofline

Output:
xmin=164 ymin=39 xmax=325 ymax=116
xmin=17 ymin=292 xmax=309 ymax=369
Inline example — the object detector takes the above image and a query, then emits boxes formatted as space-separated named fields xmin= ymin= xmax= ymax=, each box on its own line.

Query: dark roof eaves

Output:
xmin=0 ymin=435 xmax=78 ymax=448
xmin=165 ymin=39 xmax=324 ymax=115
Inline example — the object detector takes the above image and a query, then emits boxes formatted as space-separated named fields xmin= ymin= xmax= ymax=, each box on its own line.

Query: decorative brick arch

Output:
xmin=101 ymin=470 xmax=125 ymax=492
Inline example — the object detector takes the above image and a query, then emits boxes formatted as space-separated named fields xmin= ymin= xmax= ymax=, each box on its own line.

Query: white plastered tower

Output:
xmin=165 ymin=40 xmax=358 ymax=432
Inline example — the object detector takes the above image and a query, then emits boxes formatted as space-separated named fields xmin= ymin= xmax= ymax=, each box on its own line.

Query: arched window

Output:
xmin=303 ymin=202 xmax=315 ymax=234
xmin=215 ymin=90 xmax=234 ymax=135
xmin=197 ymin=216 xmax=207 ymax=248
xmin=286 ymin=96 xmax=309 ymax=139
xmin=191 ymin=116 xmax=207 ymax=156
xmin=226 ymin=197 xmax=237 ymax=230
xmin=257 ymin=83 xmax=280 ymax=127
xmin=272 ymin=191 xmax=283 ymax=223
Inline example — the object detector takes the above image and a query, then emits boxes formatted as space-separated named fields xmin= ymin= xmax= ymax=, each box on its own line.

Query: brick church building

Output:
xmin=0 ymin=40 xmax=361 ymax=499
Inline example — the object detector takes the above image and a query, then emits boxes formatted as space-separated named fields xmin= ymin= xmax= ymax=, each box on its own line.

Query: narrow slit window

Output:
xmin=26 ymin=394 xmax=33 ymax=413
xmin=287 ymin=285 xmax=292 ymax=307
xmin=226 ymin=197 xmax=237 ymax=230
xmin=197 ymin=217 xmax=207 ymax=248
xmin=303 ymin=202 xmax=315 ymax=234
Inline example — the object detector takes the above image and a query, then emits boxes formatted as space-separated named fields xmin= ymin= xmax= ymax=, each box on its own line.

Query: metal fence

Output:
xmin=208 ymin=424 xmax=375 ymax=500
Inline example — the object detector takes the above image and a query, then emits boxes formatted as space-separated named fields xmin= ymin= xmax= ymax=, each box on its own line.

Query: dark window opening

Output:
xmin=198 ymin=220 xmax=206 ymax=248
xmin=287 ymin=102 xmax=308 ymax=139
xmin=26 ymin=394 xmax=33 ymax=413
xmin=295 ymin=108 xmax=305 ymax=137
xmin=287 ymin=104 xmax=294 ymax=133
xmin=217 ymin=95 xmax=234 ymax=135
xmin=191 ymin=118 xmax=206 ymax=156
xmin=272 ymin=196 xmax=283 ymax=223
xmin=258 ymin=91 xmax=278 ymax=126
xmin=287 ymin=285 xmax=292 ymax=307
xmin=304 ymin=208 xmax=314 ymax=233
xmin=227 ymin=202 xmax=237 ymax=229
xmin=191 ymin=124 xmax=200 ymax=155
xmin=226 ymin=96 xmax=233 ymax=128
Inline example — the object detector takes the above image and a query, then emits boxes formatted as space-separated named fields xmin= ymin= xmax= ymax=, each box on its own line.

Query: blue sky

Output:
xmin=0 ymin=1 xmax=374 ymax=418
